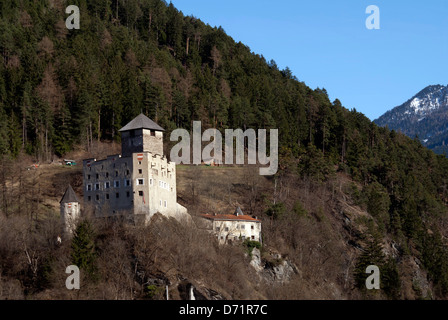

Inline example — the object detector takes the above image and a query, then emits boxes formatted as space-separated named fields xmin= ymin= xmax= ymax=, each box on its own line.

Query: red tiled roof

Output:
xmin=201 ymin=214 xmax=261 ymax=222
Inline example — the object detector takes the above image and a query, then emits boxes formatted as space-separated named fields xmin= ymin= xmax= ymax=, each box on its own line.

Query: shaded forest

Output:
xmin=2 ymin=0 xmax=448 ymax=299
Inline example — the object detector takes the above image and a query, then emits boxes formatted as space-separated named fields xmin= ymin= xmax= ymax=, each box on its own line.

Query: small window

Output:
xmin=225 ymin=227 xmax=229 ymax=231
xmin=95 ymin=183 xmax=100 ymax=191
xmin=138 ymin=161 xmax=142 ymax=165
xmin=125 ymin=179 xmax=131 ymax=187
xmin=106 ymin=172 xmax=109 ymax=178
xmin=96 ymin=194 xmax=99 ymax=201
xmin=138 ymin=191 xmax=143 ymax=196
xmin=116 ymin=192 xmax=119 ymax=199
xmin=137 ymin=179 xmax=144 ymax=185
xmin=105 ymin=181 xmax=110 ymax=189
xmin=164 ymin=200 xmax=167 ymax=208
xmin=150 ymin=130 xmax=155 ymax=136
xmin=241 ymin=225 xmax=245 ymax=229
xmin=126 ymin=169 xmax=130 ymax=175
xmin=87 ymin=184 xmax=92 ymax=191
xmin=115 ymin=171 xmax=119 ymax=177
xmin=149 ymin=178 xmax=153 ymax=186
xmin=87 ymin=174 xmax=91 ymax=180
xmin=114 ymin=180 xmax=120 ymax=188
xmin=215 ymin=227 xmax=220 ymax=232
xmin=87 ymin=196 xmax=91 ymax=201
xmin=159 ymin=200 xmax=162 ymax=207
xmin=251 ymin=225 xmax=254 ymax=230
xmin=96 ymin=173 xmax=99 ymax=179
xmin=106 ymin=193 xmax=109 ymax=200
xmin=138 ymin=169 xmax=143 ymax=174
xmin=127 ymin=191 xmax=130 ymax=198
xmin=251 ymin=236 xmax=255 ymax=240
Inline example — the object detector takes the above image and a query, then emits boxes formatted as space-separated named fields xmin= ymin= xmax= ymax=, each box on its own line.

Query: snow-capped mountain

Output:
xmin=374 ymin=85 xmax=448 ymax=154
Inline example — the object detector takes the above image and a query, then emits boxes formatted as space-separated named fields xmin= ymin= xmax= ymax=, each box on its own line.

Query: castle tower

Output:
xmin=60 ymin=185 xmax=81 ymax=236
xmin=119 ymin=113 xmax=165 ymax=157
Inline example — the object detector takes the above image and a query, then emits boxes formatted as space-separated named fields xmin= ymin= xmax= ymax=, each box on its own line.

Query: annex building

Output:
xmin=200 ymin=207 xmax=262 ymax=244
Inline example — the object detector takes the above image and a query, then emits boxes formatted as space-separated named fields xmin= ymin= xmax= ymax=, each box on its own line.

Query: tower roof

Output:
xmin=234 ymin=207 xmax=244 ymax=216
xmin=119 ymin=113 xmax=165 ymax=132
xmin=60 ymin=185 xmax=80 ymax=204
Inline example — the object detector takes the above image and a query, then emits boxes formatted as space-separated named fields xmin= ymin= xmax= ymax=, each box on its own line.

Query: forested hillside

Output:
xmin=2 ymin=0 xmax=448 ymax=299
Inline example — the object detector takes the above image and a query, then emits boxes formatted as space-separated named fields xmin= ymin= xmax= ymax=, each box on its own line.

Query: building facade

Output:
xmin=82 ymin=114 xmax=188 ymax=224
xmin=200 ymin=208 xmax=262 ymax=244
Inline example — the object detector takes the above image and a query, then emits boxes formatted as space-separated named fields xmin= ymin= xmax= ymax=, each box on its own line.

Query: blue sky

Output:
xmin=170 ymin=0 xmax=448 ymax=121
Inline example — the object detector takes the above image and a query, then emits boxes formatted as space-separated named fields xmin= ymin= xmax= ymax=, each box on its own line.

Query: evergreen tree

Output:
xmin=71 ymin=220 xmax=98 ymax=279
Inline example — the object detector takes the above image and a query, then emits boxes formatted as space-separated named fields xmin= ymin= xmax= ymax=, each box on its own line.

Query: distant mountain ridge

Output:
xmin=374 ymin=84 xmax=448 ymax=154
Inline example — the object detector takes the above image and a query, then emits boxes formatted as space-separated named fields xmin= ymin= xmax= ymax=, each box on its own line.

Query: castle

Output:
xmin=60 ymin=114 xmax=189 ymax=231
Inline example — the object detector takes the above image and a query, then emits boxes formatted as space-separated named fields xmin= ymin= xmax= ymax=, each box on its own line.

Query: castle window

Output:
xmin=126 ymin=169 xmax=130 ymax=175
xmin=149 ymin=178 xmax=153 ymax=186
xmin=106 ymin=172 xmax=109 ymax=178
xmin=151 ymin=130 xmax=155 ymax=137
xmin=125 ymin=179 xmax=131 ymax=187
xmin=138 ymin=161 xmax=142 ymax=165
xmin=225 ymin=227 xmax=229 ymax=232
xmin=87 ymin=174 xmax=91 ymax=180
xmin=241 ymin=225 xmax=245 ymax=229
xmin=115 ymin=171 xmax=119 ymax=177
xmin=95 ymin=183 xmax=100 ymax=190
xmin=106 ymin=193 xmax=109 ymax=200
xmin=96 ymin=174 xmax=99 ymax=179
xmin=137 ymin=179 xmax=144 ymax=185
xmin=138 ymin=169 xmax=143 ymax=174
xmin=251 ymin=236 xmax=255 ymax=240
xmin=96 ymin=194 xmax=100 ymax=201
xmin=114 ymin=180 xmax=120 ymax=188
xmin=127 ymin=191 xmax=130 ymax=198
xmin=88 ymin=196 xmax=91 ymax=201
xmin=216 ymin=227 xmax=220 ymax=232
xmin=138 ymin=191 xmax=143 ymax=196
xmin=164 ymin=200 xmax=167 ymax=208
xmin=86 ymin=184 xmax=92 ymax=191
xmin=104 ymin=181 xmax=110 ymax=189
xmin=116 ymin=192 xmax=119 ymax=199
xmin=159 ymin=200 xmax=162 ymax=207
xmin=251 ymin=225 xmax=254 ymax=230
